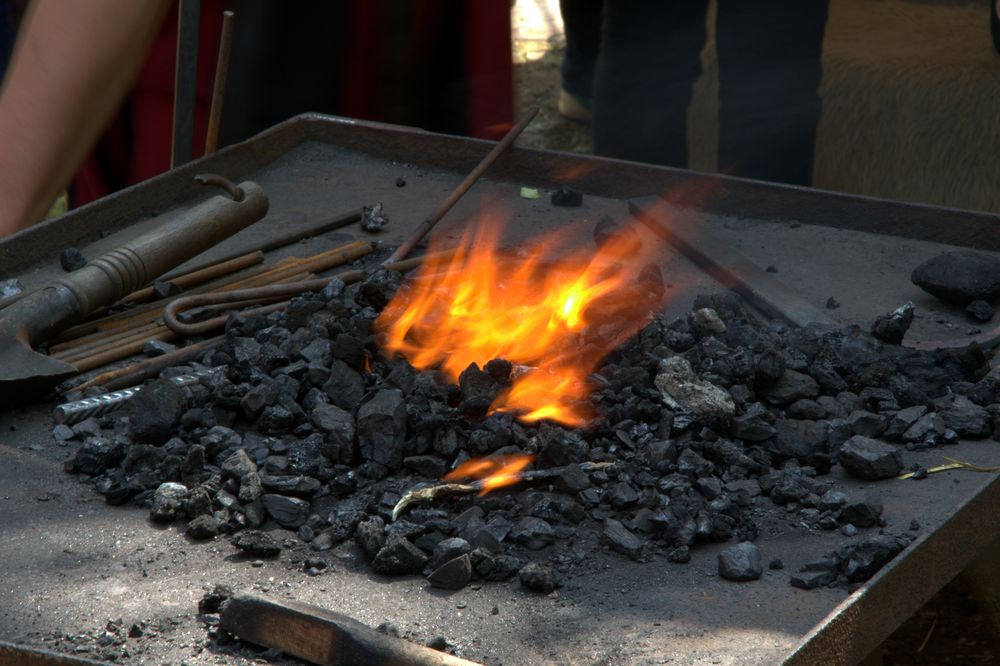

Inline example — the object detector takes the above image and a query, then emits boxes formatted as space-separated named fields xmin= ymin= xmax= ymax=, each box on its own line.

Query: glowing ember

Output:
xmin=443 ymin=454 xmax=535 ymax=495
xmin=376 ymin=214 xmax=668 ymax=426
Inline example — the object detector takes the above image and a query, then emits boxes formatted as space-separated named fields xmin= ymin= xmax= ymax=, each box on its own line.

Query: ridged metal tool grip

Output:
xmin=51 ymin=180 xmax=268 ymax=317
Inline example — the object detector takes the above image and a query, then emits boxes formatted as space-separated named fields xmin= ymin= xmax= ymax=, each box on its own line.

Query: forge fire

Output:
xmin=376 ymin=217 xmax=668 ymax=426
xmin=61 ymin=216 xmax=991 ymax=604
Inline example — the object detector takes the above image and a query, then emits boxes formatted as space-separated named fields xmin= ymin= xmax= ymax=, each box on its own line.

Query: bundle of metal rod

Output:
xmin=116 ymin=250 xmax=263 ymax=305
xmin=49 ymin=240 xmax=373 ymax=374
xmin=53 ymin=368 xmax=219 ymax=425
xmin=66 ymin=335 xmax=225 ymax=394
xmin=164 ymin=250 xmax=454 ymax=336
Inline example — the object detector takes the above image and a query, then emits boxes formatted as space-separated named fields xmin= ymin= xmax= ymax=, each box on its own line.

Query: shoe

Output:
xmin=558 ymin=89 xmax=592 ymax=124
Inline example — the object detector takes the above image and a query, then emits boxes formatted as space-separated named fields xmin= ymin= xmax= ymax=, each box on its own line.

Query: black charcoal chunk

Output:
xmin=231 ymin=530 xmax=282 ymax=557
xmin=127 ymin=378 xmax=188 ymax=445
xmin=938 ymin=395 xmax=990 ymax=438
xmin=509 ymin=517 xmax=556 ymax=550
xmin=519 ymin=562 xmax=559 ymax=593
xmin=550 ymin=185 xmax=583 ymax=207
xmin=838 ymin=494 xmax=883 ymax=528
xmin=372 ymin=537 xmax=428 ymax=575
xmin=311 ymin=403 xmax=356 ymax=464
xmin=143 ymin=339 xmax=176 ymax=357
xmin=603 ymin=518 xmax=644 ymax=559
xmin=60 ymin=248 xmax=86 ymax=272
xmin=838 ymin=436 xmax=903 ymax=481
xmin=761 ymin=370 xmax=819 ymax=406
xmin=790 ymin=569 xmax=837 ymax=589
xmin=150 ymin=482 xmax=188 ymax=522
xmin=261 ymin=494 xmax=310 ymax=528
xmin=870 ymin=302 xmax=914 ymax=345
xmin=357 ymin=389 xmax=407 ymax=469
xmin=836 ymin=533 xmax=912 ymax=582
xmin=187 ymin=514 xmax=220 ymax=539
xmin=912 ymin=251 xmax=1000 ymax=305
xmin=717 ymin=542 xmax=763 ymax=582
xmin=427 ymin=554 xmax=472 ymax=590
xmin=967 ymin=299 xmax=994 ymax=323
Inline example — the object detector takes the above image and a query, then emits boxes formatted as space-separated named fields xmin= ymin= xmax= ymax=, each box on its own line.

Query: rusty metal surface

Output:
xmin=1 ymin=114 xmax=999 ymax=664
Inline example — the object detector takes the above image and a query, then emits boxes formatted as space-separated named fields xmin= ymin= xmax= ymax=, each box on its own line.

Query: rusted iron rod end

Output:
xmin=384 ymin=107 xmax=539 ymax=265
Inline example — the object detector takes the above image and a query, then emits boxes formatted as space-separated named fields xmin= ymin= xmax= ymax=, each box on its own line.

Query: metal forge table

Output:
xmin=1 ymin=114 xmax=999 ymax=665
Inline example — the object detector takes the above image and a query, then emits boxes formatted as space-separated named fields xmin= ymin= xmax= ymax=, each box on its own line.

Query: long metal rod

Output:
xmin=204 ymin=10 xmax=235 ymax=155
xmin=171 ymin=0 xmax=201 ymax=168
xmin=383 ymin=108 xmax=538 ymax=265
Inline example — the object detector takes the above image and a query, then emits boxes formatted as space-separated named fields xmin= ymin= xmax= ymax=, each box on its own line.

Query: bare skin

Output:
xmin=0 ymin=0 xmax=171 ymax=238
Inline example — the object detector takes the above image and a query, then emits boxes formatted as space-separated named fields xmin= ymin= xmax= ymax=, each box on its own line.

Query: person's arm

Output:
xmin=0 ymin=0 xmax=171 ymax=238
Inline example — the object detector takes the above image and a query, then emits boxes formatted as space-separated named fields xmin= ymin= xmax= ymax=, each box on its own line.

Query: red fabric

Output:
xmin=465 ymin=1 xmax=513 ymax=139
xmin=72 ymin=1 xmax=512 ymax=206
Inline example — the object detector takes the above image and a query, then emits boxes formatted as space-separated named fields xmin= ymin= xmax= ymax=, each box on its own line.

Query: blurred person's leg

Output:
xmin=592 ymin=0 xmax=707 ymax=167
xmin=716 ymin=0 xmax=828 ymax=185
xmin=559 ymin=0 xmax=601 ymax=122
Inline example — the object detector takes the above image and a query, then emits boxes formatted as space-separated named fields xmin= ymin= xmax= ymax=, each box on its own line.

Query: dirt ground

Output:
xmin=511 ymin=0 xmax=1000 ymax=664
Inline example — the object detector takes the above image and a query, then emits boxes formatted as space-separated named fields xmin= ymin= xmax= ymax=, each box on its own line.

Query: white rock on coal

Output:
xmin=150 ymin=482 xmax=188 ymax=522
xmin=692 ymin=307 xmax=727 ymax=334
xmin=717 ymin=542 xmax=763 ymax=582
xmin=655 ymin=356 xmax=735 ymax=422
xmin=911 ymin=250 xmax=1000 ymax=305
xmin=870 ymin=302 xmax=915 ymax=345
xmin=837 ymin=435 xmax=904 ymax=481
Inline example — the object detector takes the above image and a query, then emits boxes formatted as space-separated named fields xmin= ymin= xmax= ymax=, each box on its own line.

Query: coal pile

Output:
xmin=59 ymin=260 xmax=999 ymax=593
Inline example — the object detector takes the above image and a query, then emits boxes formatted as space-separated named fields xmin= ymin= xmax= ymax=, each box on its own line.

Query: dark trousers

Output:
xmin=565 ymin=1 xmax=828 ymax=186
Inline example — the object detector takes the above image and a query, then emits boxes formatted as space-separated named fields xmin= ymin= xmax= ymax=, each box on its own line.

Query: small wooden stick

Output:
xmin=204 ymin=10 xmax=235 ymax=155
xmin=384 ymin=108 xmax=538 ymax=264
xmin=67 ymin=336 xmax=224 ymax=393
xmin=220 ymin=593 xmax=480 ymax=666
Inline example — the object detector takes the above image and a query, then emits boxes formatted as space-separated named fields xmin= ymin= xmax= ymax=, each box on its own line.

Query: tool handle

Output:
xmin=53 ymin=180 xmax=268 ymax=316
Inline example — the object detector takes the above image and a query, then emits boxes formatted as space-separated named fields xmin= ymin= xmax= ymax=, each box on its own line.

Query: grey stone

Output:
xmin=150 ymin=482 xmax=188 ymax=522
xmin=261 ymin=494 xmax=310 ymax=528
xmin=238 ymin=471 xmax=263 ymax=503
xmin=356 ymin=516 xmax=386 ymax=560
xmin=357 ymin=389 xmax=407 ymax=469
xmin=838 ymin=436 xmax=904 ymax=481
xmin=966 ymin=299 xmax=994 ymax=323
xmin=427 ymin=554 xmax=472 ymax=590
xmin=654 ymin=356 xmax=735 ymax=421
xmin=718 ymin=542 xmax=763 ymax=582
xmin=142 ymin=339 xmax=176 ymax=357
xmin=51 ymin=424 xmax=75 ymax=442
xmin=911 ymin=250 xmax=1000 ymax=305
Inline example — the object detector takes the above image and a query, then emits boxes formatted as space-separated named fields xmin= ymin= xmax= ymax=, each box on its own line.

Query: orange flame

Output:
xmin=443 ymin=454 xmax=535 ymax=495
xmin=376 ymin=212 xmax=668 ymax=426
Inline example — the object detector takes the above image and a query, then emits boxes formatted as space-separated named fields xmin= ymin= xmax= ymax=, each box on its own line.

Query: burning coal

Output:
xmin=375 ymin=216 xmax=668 ymax=426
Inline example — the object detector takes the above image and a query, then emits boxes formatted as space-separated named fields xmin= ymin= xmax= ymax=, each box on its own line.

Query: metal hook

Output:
xmin=195 ymin=173 xmax=245 ymax=202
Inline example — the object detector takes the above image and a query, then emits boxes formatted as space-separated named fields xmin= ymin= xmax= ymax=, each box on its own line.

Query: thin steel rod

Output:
xmin=204 ymin=10 xmax=235 ymax=155
xmin=384 ymin=108 xmax=538 ymax=264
